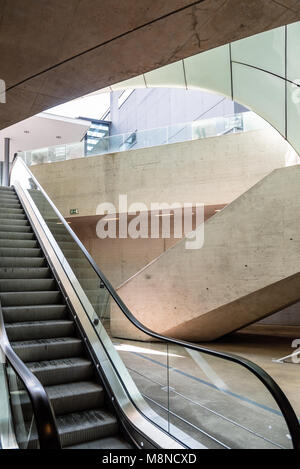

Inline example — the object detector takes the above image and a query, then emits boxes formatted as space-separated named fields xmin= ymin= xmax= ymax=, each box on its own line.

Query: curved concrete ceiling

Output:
xmin=1 ymin=0 xmax=300 ymax=130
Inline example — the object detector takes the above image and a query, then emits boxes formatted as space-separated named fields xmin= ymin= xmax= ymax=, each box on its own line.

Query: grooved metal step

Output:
xmin=0 ymin=224 xmax=32 ymax=233
xmin=57 ymin=409 xmax=119 ymax=448
xmin=0 ymin=195 xmax=18 ymax=201
xmin=2 ymin=304 xmax=67 ymax=323
xmin=0 ymin=257 xmax=46 ymax=267
xmin=12 ymin=337 xmax=83 ymax=362
xmin=23 ymin=409 xmax=119 ymax=449
xmin=0 ymin=187 xmax=15 ymax=193
xmin=0 ymin=290 xmax=62 ymax=306
xmin=0 ymin=201 xmax=22 ymax=209
xmin=27 ymin=357 xmax=94 ymax=386
xmin=66 ymin=436 xmax=133 ymax=449
xmin=54 ymin=234 xmax=75 ymax=242
xmin=0 ymin=193 xmax=19 ymax=199
xmin=0 ymin=267 xmax=51 ymax=279
xmin=0 ymin=218 xmax=29 ymax=226
xmin=59 ymin=250 xmax=85 ymax=259
xmin=0 ymin=207 xmax=24 ymax=215
xmin=0 ymin=231 xmax=34 ymax=240
xmin=46 ymin=381 xmax=104 ymax=416
xmin=0 ymin=247 xmax=42 ymax=258
xmin=20 ymin=381 xmax=104 ymax=419
xmin=0 ymin=213 xmax=26 ymax=220
xmin=6 ymin=320 xmax=74 ymax=341
xmin=0 ymin=278 xmax=55 ymax=292
xmin=0 ymin=239 xmax=38 ymax=248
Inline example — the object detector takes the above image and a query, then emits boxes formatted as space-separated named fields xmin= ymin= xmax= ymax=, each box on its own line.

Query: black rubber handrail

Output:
xmin=0 ymin=300 xmax=61 ymax=449
xmin=10 ymin=156 xmax=300 ymax=449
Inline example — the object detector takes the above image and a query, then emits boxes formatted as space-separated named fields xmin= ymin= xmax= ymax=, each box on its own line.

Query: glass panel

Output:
xmin=111 ymin=75 xmax=145 ymax=90
xmin=232 ymin=63 xmax=286 ymax=136
xmin=109 ymin=302 xmax=170 ymax=434
xmin=19 ymin=111 xmax=267 ymax=164
xmin=287 ymin=81 xmax=300 ymax=156
xmin=168 ymin=347 xmax=293 ymax=449
xmin=145 ymin=61 xmax=186 ymax=88
xmin=231 ymin=27 xmax=285 ymax=77
xmin=184 ymin=45 xmax=232 ymax=97
xmin=6 ymin=363 xmax=39 ymax=449
xmin=287 ymin=22 xmax=300 ymax=84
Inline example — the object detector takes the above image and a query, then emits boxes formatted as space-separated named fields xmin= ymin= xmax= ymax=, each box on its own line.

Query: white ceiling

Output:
xmin=0 ymin=113 xmax=90 ymax=161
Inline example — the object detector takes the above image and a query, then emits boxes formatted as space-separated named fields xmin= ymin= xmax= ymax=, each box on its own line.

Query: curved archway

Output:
xmin=102 ymin=21 xmax=300 ymax=156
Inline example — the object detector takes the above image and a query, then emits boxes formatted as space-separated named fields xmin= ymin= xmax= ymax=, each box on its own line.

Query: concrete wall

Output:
xmin=31 ymin=127 xmax=289 ymax=220
xmin=111 ymin=165 xmax=300 ymax=342
xmin=70 ymin=216 xmax=179 ymax=288
xmin=67 ymin=206 xmax=220 ymax=287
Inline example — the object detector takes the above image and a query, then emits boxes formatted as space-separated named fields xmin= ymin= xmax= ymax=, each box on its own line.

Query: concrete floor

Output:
xmin=110 ymin=330 xmax=300 ymax=449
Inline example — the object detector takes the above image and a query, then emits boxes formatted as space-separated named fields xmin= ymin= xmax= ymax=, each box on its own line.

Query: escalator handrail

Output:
xmin=10 ymin=156 xmax=300 ymax=449
xmin=0 ymin=300 xmax=61 ymax=449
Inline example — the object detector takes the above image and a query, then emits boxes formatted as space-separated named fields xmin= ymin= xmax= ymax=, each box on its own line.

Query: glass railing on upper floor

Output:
xmin=18 ymin=111 xmax=270 ymax=167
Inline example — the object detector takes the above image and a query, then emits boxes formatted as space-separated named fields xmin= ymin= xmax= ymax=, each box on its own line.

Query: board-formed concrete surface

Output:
xmin=111 ymin=165 xmax=300 ymax=341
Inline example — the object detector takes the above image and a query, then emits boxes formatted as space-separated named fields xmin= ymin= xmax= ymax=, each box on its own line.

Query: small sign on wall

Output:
xmin=70 ymin=208 xmax=79 ymax=215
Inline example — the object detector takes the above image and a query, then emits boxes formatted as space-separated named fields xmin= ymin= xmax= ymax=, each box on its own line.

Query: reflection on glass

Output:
xmin=6 ymin=364 xmax=39 ymax=449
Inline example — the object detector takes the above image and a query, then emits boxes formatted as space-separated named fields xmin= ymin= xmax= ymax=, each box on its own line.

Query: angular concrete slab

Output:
xmin=111 ymin=165 xmax=300 ymax=341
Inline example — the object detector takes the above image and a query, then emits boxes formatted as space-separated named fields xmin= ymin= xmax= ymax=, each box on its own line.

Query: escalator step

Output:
xmin=12 ymin=337 xmax=83 ymax=362
xmin=24 ymin=409 xmax=119 ymax=449
xmin=0 ymin=201 xmax=22 ymax=209
xmin=19 ymin=381 xmax=104 ymax=419
xmin=0 ymin=218 xmax=29 ymax=226
xmin=0 ymin=239 xmax=38 ymax=248
xmin=0 ymin=213 xmax=26 ymax=220
xmin=0 ymin=247 xmax=42 ymax=257
xmin=45 ymin=381 xmax=105 ymax=415
xmin=0 ymin=231 xmax=35 ymax=240
xmin=66 ymin=436 xmax=133 ymax=449
xmin=0 ymin=290 xmax=62 ymax=306
xmin=0 ymin=187 xmax=15 ymax=193
xmin=0 ymin=225 xmax=32 ymax=233
xmin=2 ymin=304 xmax=67 ymax=323
xmin=6 ymin=320 xmax=75 ymax=341
xmin=0 ymin=207 xmax=24 ymax=215
xmin=0 ymin=257 xmax=46 ymax=267
xmin=0 ymin=278 xmax=55 ymax=292
xmin=0 ymin=195 xmax=19 ymax=202
xmin=27 ymin=357 xmax=94 ymax=386
xmin=0 ymin=267 xmax=51 ymax=279
xmin=57 ymin=409 xmax=119 ymax=448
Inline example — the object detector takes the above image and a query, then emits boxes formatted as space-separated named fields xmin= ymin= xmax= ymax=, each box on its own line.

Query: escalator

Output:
xmin=0 ymin=157 xmax=300 ymax=450
xmin=0 ymin=186 xmax=132 ymax=449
